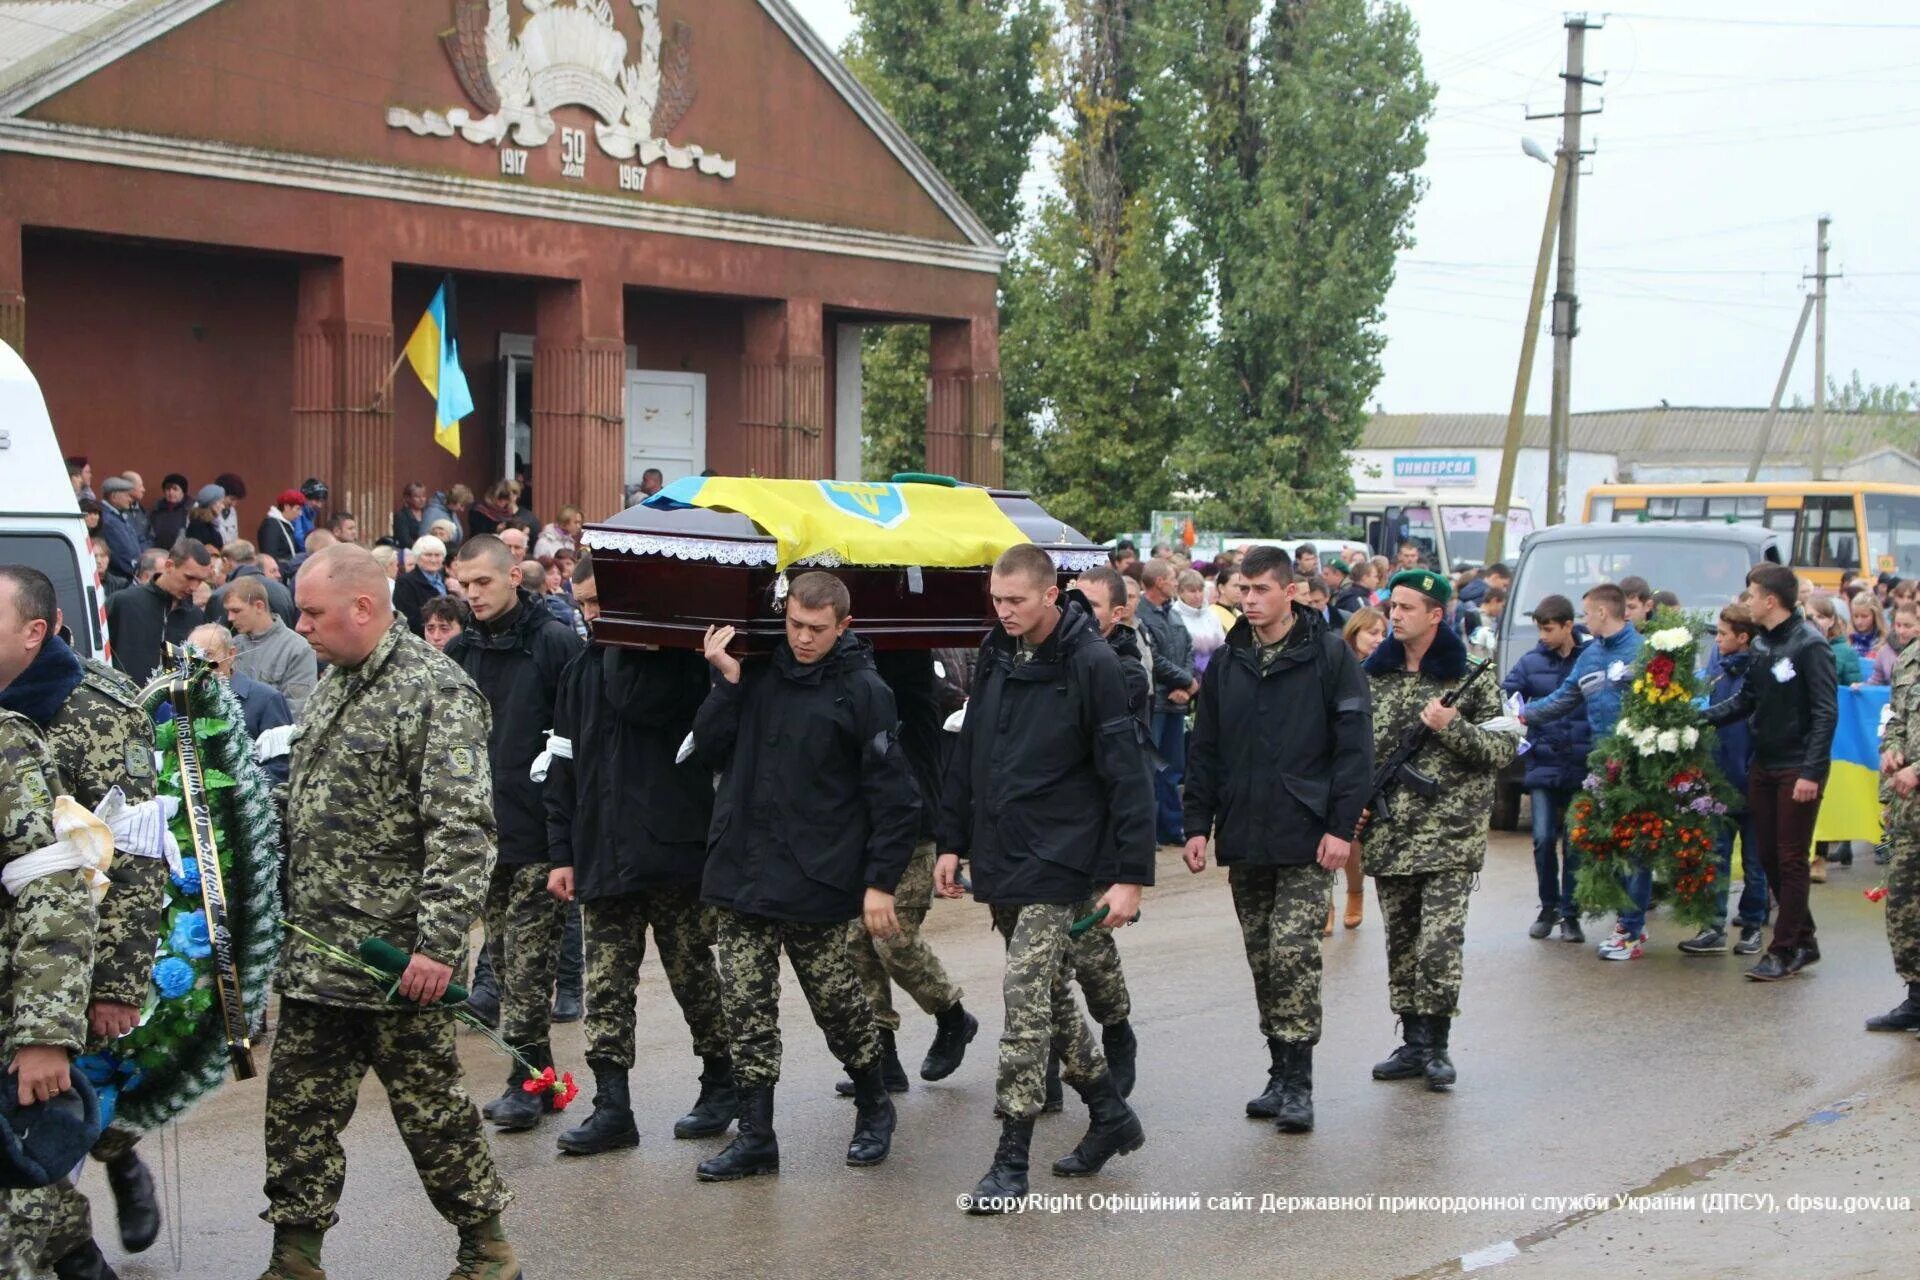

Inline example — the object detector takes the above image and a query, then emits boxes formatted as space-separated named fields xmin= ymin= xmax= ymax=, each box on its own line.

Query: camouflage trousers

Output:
xmin=990 ymin=904 xmax=1107 ymax=1120
xmin=1065 ymin=886 xmax=1132 ymax=1027
xmin=483 ymin=862 xmax=565 ymax=1050
xmin=845 ymin=843 xmax=964 ymax=1032
xmin=1377 ymin=871 xmax=1474 ymax=1018
xmin=1229 ymin=863 xmax=1333 ymax=1044
xmin=714 ymin=909 xmax=881 ymax=1090
xmin=262 ymin=999 xmax=511 ymax=1230
xmin=1886 ymin=836 xmax=1920 ymax=985
xmin=583 ymin=885 xmax=729 ymax=1068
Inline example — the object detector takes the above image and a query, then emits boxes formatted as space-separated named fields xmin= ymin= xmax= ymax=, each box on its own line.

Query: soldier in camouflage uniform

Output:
xmin=690 ymin=573 xmax=921 ymax=1182
xmin=1181 ymin=546 xmax=1373 ymax=1134
xmin=1362 ymin=569 xmax=1517 ymax=1092
xmin=0 ymin=566 xmax=168 ymax=1276
xmin=1868 ymin=601 xmax=1920 ymax=1033
xmin=260 ymin=546 xmax=516 ymax=1280
xmin=937 ymin=546 xmax=1153 ymax=1214
xmin=0 ymin=707 xmax=98 ymax=1280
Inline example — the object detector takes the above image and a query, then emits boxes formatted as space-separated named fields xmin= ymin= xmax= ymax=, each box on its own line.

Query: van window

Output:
xmin=0 ymin=531 xmax=95 ymax=655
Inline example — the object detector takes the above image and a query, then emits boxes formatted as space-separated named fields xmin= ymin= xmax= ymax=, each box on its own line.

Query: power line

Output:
xmin=1607 ymin=12 xmax=1920 ymax=31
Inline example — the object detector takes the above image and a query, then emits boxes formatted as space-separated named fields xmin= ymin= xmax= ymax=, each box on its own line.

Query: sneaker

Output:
xmin=1528 ymin=907 xmax=1556 ymax=940
xmin=1598 ymin=930 xmax=1647 ymax=961
xmin=1678 ymin=927 xmax=1728 ymax=955
xmin=1595 ymin=924 xmax=1629 ymax=956
xmin=1558 ymin=917 xmax=1585 ymax=944
xmin=1809 ymin=856 xmax=1828 ymax=884
xmin=1734 ymin=925 xmax=1764 ymax=955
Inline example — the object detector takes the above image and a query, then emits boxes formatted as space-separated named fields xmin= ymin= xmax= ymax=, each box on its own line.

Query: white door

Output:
xmin=625 ymin=371 xmax=707 ymax=490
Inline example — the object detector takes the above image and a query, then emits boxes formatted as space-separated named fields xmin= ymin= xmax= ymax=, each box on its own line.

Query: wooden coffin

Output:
xmin=582 ymin=488 xmax=1106 ymax=653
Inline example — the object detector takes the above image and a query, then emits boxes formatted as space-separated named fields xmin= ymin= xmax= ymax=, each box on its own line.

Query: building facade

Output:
xmin=0 ymin=0 xmax=1005 ymax=535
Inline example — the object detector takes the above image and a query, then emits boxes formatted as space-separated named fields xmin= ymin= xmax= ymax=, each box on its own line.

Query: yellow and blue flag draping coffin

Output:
xmin=641 ymin=477 xmax=1031 ymax=572
xmin=1812 ymin=684 xmax=1891 ymax=844
xmin=581 ymin=477 xmax=1106 ymax=654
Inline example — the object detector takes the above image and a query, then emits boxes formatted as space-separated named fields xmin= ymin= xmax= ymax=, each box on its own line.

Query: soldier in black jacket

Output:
xmin=447 ymin=534 xmax=584 ymax=1132
xmin=937 ymin=544 xmax=1155 ymax=1214
xmin=543 ymin=626 xmax=736 ymax=1156
xmin=1182 ymin=544 xmax=1373 ymax=1135
xmin=691 ymin=572 xmax=921 ymax=1182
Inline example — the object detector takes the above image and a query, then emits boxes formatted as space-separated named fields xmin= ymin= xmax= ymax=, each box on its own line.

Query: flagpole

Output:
xmin=369 ymin=347 xmax=411 ymax=412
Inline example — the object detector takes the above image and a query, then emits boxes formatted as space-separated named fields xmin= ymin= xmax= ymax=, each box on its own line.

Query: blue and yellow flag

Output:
xmin=403 ymin=276 xmax=475 ymax=458
xmin=643 ymin=477 xmax=1029 ymax=571
xmin=1813 ymin=684 xmax=1891 ymax=843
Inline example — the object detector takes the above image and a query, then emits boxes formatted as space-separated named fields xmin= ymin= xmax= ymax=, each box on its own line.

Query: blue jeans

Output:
xmin=1530 ymin=786 xmax=1580 ymax=917
xmin=1617 ymin=867 xmax=1654 ymax=937
xmin=1152 ymin=709 xmax=1188 ymax=844
xmin=1712 ymin=812 xmax=1772 ymax=929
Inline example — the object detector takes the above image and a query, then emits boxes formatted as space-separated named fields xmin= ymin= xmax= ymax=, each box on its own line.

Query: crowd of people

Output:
xmin=9 ymin=459 xmax=1920 ymax=1276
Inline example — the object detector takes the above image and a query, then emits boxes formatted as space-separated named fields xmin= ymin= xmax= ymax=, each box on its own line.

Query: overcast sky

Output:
xmin=786 ymin=0 xmax=1920 ymax=415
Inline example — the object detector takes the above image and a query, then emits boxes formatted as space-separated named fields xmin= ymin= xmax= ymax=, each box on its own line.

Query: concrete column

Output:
xmin=293 ymin=256 xmax=392 ymax=533
xmin=0 ymin=218 xmax=23 ymax=354
xmin=741 ymin=297 xmax=825 ymax=478
xmin=532 ymin=276 xmax=625 ymax=521
xmin=834 ymin=322 xmax=864 ymax=481
xmin=927 ymin=316 xmax=1003 ymax=486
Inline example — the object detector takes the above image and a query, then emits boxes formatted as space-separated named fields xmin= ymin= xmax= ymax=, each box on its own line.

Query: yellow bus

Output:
xmin=1582 ymin=481 xmax=1920 ymax=590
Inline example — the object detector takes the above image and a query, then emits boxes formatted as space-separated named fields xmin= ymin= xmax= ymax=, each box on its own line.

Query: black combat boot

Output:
xmin=1102 ymin=1020 xmax=1139 ymax=1098
xmin=921 ymin=1000 xmax=979 ymax=1081
xmin=1246 ymin=1037 xmax=1287 ymax=1119
xmin=966 ymin=1116 xmax=1035 ymax=1213
xmin=836 ymin=1029 xmax=911 ymax=1096
xmin=1041 ymin=1051 xmax=1063 ymax=1113
xmin=488 ymin=1045 xmax=552 ymax=1131
xmin=464 ymin=951 xmax=501 ymax=1030
xmin=480 ymin=1061 xmax=529 ymax=1123
xmin=845 ymin=1062 xmax=898 ymax=1167
xmin=696 ymin=1085 xmax=779 ymax=1181
xmin=673 ymin=1055 xmax=739 ymax=1139
xmin=1273 ymin=1042 xmax=1314 ymax=1134
xmin=106 ymin=1148 xmax=161 ymax=1253
xmin=556 ymin=1059 xmax=639 ymax=1155
xmin=1371 ymin=1015 xmax=1432 ymax=1081
xmin=1050 ymin=1072 xmax=1145 ymax=1176
xmin=52 ymin=1241 xmax=119 ymax=1280
xmin=1424 ymin=1016 xmax=1457 ymax=1091
xmin=549 ymin=988 xmax=583 ymax=1024
xmin=1866 ymin=983 xmax=1920 ymax=1032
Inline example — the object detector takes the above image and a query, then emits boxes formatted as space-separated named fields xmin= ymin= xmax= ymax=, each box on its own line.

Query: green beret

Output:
xmin=1388 ymin=568 xmax=1453 ymax=606
xmin=1324 ymin=559 xmax=1350 ymax=577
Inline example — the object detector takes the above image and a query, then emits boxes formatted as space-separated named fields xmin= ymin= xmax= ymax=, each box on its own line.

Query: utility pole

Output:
xmin=1808 ymin=216 xmax=1839 ymax=480
xmin=1528 ymin=14 xmax=1602 ymax=525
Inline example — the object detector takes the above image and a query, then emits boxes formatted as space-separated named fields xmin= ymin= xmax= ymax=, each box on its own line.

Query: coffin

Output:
xmin=582 ymin=479 xmax=1106 ymax=652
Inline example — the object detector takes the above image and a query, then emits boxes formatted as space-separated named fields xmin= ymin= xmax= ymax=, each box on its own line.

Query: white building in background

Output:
xmin=1357 ymin=405 xmax=1920 ymax=525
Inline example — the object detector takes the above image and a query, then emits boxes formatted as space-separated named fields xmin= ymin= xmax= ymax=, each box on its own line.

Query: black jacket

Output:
xmin=696 ymin=631 xmax=920 ymax=924
xmin=1183 ymin=607 xmax=1373 ymax=864
xmin=937 ymin=601 xmax=1155 ymax=905
xmin=1105 ymin=617 xmax=1152 ymax=735
xmin=1702 ymin=610 xmax=1838 ymax=783
xmin=1137 ymin=593 xmax=1196 ymax=712
xmin=447 ymin=588 xmax=584 ymax=861
xmin=393 ymin=567 xmax=446 ymax=636
xmin=106 ymin=581 xmax=203 ymax=686
xmin=207 ymin=565 xmax=296 ymax=630
xmin=546 ymin=644 xmax=713 ymax=897
xmin=255 ymin=513 xmax=299 ymax=565
xmin=394 ymin=507 xmax=426 ymax=548
xmin=1332 ymin=583 xmax=1372 ymax=618
xmin=875 ymin=649 xmax=943 ymax=842
xmin=151 ymin=500 xmax=190 ymax=551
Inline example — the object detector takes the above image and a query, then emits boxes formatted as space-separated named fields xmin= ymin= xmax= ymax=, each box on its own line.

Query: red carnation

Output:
xmin=1647 ymin=654 xmax=1675 ymax=689
xmin=1866 ymin=885 xmax=1889 ymax=904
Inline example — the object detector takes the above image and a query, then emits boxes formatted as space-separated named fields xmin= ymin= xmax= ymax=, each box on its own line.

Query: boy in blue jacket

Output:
xmin=1502 ymin=594 xmax=1591 ymax=943
xmin=1682 ymin=603 xmax=1772 ymax=956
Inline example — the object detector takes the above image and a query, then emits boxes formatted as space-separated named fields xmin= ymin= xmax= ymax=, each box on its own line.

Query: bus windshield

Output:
xmin=1865 ymin=492 xmax=1920 ymax=579
xmin=1441 ymin=506 xmax=1535 ymax=569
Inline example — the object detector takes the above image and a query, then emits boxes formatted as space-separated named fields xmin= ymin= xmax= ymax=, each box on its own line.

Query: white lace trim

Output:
xmin=583 ymin=529 xmax=1104 ymax=573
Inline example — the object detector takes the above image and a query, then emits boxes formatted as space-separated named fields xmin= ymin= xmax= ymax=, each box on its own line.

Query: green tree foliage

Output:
xmin=843 ymin=1 xmax=1051 ymax=480
xmin=1161 ymin=0 xmax=1435 ymax=532
xmin=1791 ymin=370 xmax=1920 ymax=461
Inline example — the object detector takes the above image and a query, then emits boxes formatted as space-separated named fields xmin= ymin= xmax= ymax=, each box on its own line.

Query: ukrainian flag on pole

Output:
xmin=404 ymin=276 xmax=474 ymax=458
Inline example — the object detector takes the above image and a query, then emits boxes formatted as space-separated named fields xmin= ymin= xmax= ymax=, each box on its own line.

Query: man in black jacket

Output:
xmin=1702 ymin=563 xmax=1838 ymax=981
xmin=447 ymin=534 xmax=584 ymax=1130
xmin=1137 ymin=558 xmax=1199 ymax=845
xmin=543 ymin=625 xmax=735 ymax=1155
xmin=1182 ymin=545 xmax=1372 ymax=1135
xmin=937 ymin=544 xmax=1154 ymax=1214
xmin=105 ymin=537 xmax=214 ymax=684
xmin=691 ymin=572 xmax=921 ymax=1182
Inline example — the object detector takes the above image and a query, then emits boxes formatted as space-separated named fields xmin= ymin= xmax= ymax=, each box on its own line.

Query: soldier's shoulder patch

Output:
xmin=18 ymin=755 xmax=52 ymax=812
xmin=447 ymin=745 xmax=477 ymax=778
xmin=125 ymin=739 xmax=154 ymax=779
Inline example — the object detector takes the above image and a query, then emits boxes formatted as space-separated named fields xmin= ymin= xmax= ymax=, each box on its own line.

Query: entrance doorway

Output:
xmin=626 ymin=370 xmax=706 ymax=493
xmin=499 ymin=333 xmax=533 ymax=485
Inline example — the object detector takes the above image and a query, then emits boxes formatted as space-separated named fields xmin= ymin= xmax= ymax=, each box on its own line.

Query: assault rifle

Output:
xmin=1362 ymin=657 xmax=1495 ymax=831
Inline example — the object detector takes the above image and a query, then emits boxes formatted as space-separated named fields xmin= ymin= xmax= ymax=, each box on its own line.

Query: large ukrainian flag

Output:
xmin=404 ymin=276 xmax=474 ymax=458
xmin=1812 ymin=684 xmax=1891 ymax=843
xmin=643 ymin=476 xmax=1030 ymax=571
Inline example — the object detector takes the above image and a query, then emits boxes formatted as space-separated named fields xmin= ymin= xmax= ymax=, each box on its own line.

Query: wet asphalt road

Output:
xmin=84 ymin=833 xmax=1920 ymax=1280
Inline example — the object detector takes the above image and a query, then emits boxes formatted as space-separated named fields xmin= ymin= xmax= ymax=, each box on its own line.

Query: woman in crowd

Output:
xmin=467 ymin=479 xmax=517 ymax=535
xmin=1174 ymin=568 xmax=1227 ymax=673
xmin=1872 ymin=599 xmax=1919 ymax=685
xmin=1850 ymin=594 xmax=1887 ymax=665
xmin=393 ymin=534 xmax=450 ymax=634
xmin=1325 ymin=607 xmax=1387 ymax=935
xmin=1807 ymin=593 xmax=1865 ymax=686
xmin=1369 ymin=556 xmax=1393 ymax=603
xmin=185 ymin=483 xmax=226 ymax=549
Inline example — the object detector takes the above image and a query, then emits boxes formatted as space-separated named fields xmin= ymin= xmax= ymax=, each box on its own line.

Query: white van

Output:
xmin=0 ymin=341 xmax=107 ymax=659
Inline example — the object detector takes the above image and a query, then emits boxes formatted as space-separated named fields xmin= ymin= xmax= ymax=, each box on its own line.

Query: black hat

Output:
xmin=300 ymin=478 xmax=330 ymax=502
xmin=0 ymin=1070 xmax=101 ymax=1189
xmin=162 ymin=473 xmax=189 ymax=493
